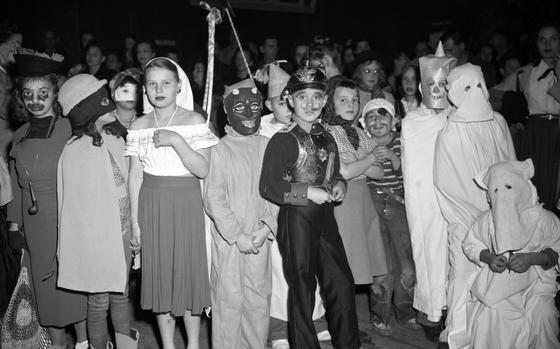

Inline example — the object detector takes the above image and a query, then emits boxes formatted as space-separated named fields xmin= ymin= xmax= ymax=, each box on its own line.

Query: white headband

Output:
xmin=143 ymin=57 xmax=194 ymax=114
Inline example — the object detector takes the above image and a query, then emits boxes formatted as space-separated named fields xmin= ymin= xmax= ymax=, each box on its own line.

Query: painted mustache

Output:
xmin=27 ymin=103 xmax=45 ymax=111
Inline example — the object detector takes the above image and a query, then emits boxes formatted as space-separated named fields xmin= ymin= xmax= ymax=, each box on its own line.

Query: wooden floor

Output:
xmin=125 ymin=276 xmax=437 ymax=349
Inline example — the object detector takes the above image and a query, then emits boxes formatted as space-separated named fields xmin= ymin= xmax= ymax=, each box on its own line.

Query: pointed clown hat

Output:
xmin=418 ymin=41 xmax=456 ymax=109
xmin=268 ymin=63 xmax=290 ymax=99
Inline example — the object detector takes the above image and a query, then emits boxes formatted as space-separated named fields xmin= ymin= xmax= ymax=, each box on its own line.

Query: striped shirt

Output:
xmin=367 ymin=134 xmax=403 ymax=193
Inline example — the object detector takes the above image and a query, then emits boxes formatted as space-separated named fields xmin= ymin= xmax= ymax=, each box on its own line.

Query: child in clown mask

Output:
xmin=400 ymin=42 xmax=456 ymax=342
xmin=203 ymin=79 xmax=277 ymax=349
xmin=361 ymin=98 xmax=419 ymax=334
xmin=109 ymin=69 xmax=142 ymax=137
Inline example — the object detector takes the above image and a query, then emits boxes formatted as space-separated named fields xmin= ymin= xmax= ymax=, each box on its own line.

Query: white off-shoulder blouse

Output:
xmin=126 ymin=124 xmax=219 ymax=176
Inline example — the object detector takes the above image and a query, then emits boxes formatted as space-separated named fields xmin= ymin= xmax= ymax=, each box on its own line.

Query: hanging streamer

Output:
xmin=200 ymin=0 xmax=254 ymax=122
xmin=200 ymin=2 xmax=222 ymax=125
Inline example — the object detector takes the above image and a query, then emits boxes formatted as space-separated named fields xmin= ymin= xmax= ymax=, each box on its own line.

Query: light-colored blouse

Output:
xmin=126 ymin=124 xmax=218 ymax=176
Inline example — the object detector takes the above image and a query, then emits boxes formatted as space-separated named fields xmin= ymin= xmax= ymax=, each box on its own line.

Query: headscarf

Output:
xmin=322 ymin=77 xmax=360 ymax=150
xmin=142 ymin=57 xmax=194 ymax=114
xmin=446 ymin=63 xmax=493 ymax=122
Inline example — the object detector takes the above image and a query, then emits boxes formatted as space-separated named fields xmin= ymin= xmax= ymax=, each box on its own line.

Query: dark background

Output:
xmin=4 ymin=0 xmax=560 ymax=65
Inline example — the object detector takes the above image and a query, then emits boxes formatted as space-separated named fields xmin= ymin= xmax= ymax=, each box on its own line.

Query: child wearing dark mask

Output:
xmin=204 ymin=79 xmax=277 ymax=349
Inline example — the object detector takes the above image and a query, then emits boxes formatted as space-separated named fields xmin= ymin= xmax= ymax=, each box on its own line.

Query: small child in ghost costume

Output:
xmin=463 ymin=159 xmax=560 ymax=349
xmin=203 ymin=79 xmax=277 ymax=349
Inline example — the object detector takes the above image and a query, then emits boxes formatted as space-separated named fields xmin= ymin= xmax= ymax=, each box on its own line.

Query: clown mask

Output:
xmin=422 ymin=70 xmax=448 ymax=108
xmin=419 ymin=41 xmax=456 ymax=109
xmin=224 ymin=86 xmax=263 ymax=136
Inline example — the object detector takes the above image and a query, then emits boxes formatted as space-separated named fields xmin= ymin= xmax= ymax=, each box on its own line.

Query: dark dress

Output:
xmin=7 ymin=116 xmax=87 ymax=327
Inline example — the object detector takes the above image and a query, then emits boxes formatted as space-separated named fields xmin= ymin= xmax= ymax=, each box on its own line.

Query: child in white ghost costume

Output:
xmin=401 ymin=42 xmax=455 ymax=333
xmin=433 ymin=63 xmax=516 ymax=348
xmin=204 ymin=79 xmax=277 ymax=349
xmin=257 ymin=63 xmax=329 ymax=349
xmin=463 ymin=159 xmax=560 ymax=349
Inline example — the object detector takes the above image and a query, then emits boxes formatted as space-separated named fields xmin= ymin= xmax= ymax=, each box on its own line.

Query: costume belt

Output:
xmin=374 ymin=187 xmax=405 ymax=205
xmin=527 ymin=113 xmax=559 ymax=120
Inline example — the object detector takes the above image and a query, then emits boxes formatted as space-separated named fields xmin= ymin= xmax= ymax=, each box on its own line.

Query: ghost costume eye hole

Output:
xmin=465 ymin=85 xmax=471 ymax=92
xmin=494 ymin=188 xmax=498 ymax=193
xmin=505 ymin=184 xmax=512 ymax=189
xmin=477 ymin=83 xmax=482 ymax=88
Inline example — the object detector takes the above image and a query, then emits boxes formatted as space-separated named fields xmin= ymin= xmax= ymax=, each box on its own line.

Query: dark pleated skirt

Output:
xmin=518 ymin=118 xmax=560 ymax=212
xmin=139 ymin=174 xmax=211 ymax=316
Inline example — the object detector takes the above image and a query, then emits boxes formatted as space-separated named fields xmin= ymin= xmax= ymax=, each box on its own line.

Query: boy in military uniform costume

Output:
xmin=260 ymin=62 xmax=360 ymax=349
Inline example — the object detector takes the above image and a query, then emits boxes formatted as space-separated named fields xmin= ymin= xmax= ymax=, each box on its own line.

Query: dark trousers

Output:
xmin=277 ymin=202 xmax=360 ymax=349
xmin=369 ymin=187 xmax=416 ymax=323
xmin=269 ymin=316 xmax=329 ymax=341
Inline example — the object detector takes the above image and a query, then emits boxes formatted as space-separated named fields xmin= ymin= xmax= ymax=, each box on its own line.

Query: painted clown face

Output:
xmin=21 ymin=77 xmax=57 ymax=118
xmin=225 ymin=87 xmax=263 ymax=135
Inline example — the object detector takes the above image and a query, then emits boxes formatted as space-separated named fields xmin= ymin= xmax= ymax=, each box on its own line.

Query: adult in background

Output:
xmin=123 ymin=34 xmax=136 ymax=69
xmin=256 ymin=35 xmax=279 ymax=70
xmin=441 ymin=30 xmax=471 ymax=67
xmin=497 ymin=23 xmax=560 ymax=213
xmin=308 ymin=36 xmax=343 ymax=80
xmin=85 ymin=42 xmax=116 ymax=82
xmin=135 ymin=40 xmax=156 ymax=70
xmin=349 ymin=50 xmax=395 ymax=115
xmin=0 ymin=22 xmax=22 ymax=156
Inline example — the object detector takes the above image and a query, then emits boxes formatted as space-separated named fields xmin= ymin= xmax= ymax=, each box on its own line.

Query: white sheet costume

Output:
xmin=401 ymin=42 xmax=455 ymax=324
xmin=434 ymin=63 xmax=516 ymax=348
xmin=463 ymin=159 xmax=560 ymax=349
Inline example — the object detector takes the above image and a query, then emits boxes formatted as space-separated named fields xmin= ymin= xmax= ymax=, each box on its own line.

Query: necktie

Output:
xmin=537 ymin=67 xmax=556 ymax=81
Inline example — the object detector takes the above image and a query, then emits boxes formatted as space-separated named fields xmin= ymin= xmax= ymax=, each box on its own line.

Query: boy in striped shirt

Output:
xmin=360 ymin=98 xmax=418 ymax=332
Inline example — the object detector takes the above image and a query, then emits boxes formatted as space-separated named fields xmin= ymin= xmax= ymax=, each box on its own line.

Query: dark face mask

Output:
xmin=224 ymin=87 xmax=263 ymax=135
